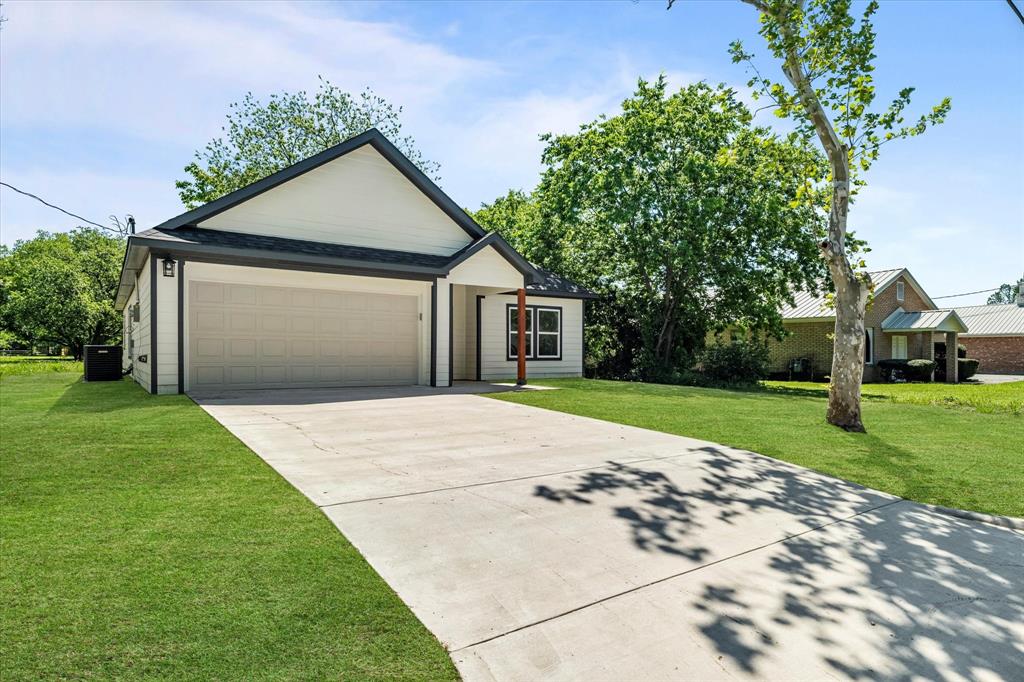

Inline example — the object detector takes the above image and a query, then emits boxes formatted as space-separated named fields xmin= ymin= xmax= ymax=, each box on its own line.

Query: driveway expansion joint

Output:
xmin=450 ymin=498 xmax=907 ymax=653
xmin=317 ymin=450 xmax=704 ymax=508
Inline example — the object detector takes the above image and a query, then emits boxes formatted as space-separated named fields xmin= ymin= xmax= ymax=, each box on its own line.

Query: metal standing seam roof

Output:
xmin=781 ymin=269 xmax=904 ymax=320
xmin=953 ymin=304 xmax=1024 ymax=336
xmin=881 ymin=308 xmax=968 ymax=333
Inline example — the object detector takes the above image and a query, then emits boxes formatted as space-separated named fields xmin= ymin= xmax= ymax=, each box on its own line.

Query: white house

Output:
xmin=115 ymin=129 xmax=595 ymax=394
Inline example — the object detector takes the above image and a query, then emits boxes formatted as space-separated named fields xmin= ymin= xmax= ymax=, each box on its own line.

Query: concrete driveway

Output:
xmin=196 ymin=385 xmax=1024 ymax=681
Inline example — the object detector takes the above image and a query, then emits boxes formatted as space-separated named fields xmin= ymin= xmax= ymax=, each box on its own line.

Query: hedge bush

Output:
xmin=696 ymin=339 xmax=770 ymax=385
xmin=877 ymin=358 xmax=936 ymax=382
xmin=959 ymin=358 xmax=980 ymax=380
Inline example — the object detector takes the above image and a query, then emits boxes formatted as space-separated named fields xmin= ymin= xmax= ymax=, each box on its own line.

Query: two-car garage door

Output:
xmin=189 ymin=281 xmax=419 ymax=391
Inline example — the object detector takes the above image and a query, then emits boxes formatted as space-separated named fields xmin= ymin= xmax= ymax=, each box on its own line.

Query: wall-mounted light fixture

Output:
xmin=162 ymin=256 xmax=176 ymax=277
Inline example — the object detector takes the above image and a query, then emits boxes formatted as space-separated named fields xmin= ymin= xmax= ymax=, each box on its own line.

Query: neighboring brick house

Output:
xmin=771 ymin=268 xmax=968 ymax=382
xmin=954 ymin=283 xmax=1024 ymax=374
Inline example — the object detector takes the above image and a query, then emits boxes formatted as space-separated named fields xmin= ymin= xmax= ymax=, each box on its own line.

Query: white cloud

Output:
xmin=0 ymin=1 xmax=491 ymax=144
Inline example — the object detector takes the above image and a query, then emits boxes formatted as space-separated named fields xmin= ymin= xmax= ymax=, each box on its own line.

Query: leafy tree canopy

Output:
xmin=176 ymin=77 xmax=438 ymax=209
xmin=987 ymin=282 xmax=1020 ymax=305
xmin=0 ymin=228 xmax=124 ymax=358
xmin=478 ymin=77 xmax=829 ymax=377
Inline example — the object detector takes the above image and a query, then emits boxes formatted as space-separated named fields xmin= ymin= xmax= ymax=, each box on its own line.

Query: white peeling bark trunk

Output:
xmin=765 ymin=0 xmax=868 ymax=431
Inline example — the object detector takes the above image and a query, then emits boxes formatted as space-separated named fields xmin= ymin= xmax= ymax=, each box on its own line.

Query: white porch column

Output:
xmin=432 ymin=277 xmax=451 ymax=387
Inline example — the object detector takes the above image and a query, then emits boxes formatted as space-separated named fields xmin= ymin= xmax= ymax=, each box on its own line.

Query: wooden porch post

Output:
xmin=516 ymin=288 xmax=527 ymax=385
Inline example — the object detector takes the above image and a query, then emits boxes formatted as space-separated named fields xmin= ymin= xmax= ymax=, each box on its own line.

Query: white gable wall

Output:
xmin=448 ymin=245 xmax=524 ymax=289
xmin=198 ymin=146 xmax=473 ymax=256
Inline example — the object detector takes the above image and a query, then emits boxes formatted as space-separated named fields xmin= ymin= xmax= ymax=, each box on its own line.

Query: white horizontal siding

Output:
xmin=479 ymin=295 xmax=583 ymax=380
xmin=433 ymin=278 xmax=451 ymax=386
xmin=197 ymin=146 xmax=472 ymax=256
xmin=133 ymin=259 xmax=152 ymax=393
xmin=155 ymin=266 xmax=179 ymax=394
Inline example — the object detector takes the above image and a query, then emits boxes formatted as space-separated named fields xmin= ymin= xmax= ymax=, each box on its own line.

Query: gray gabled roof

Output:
xmin=128 ymin=226 xmax=453 ymax=275
xmin=954 ymin=303 xmax=1024 ymax=337
xmin=117 ymin=226 xmax=596 ymax=309
xmin=151 ymin=128 xmax=487 ymax=241
xmin=881 ymin=308 xmax=968 ymax=333
xmin=526 ymin=267 xmax=599 ymax=299
xmin=782 ymin=268 xmax=934 ymax=320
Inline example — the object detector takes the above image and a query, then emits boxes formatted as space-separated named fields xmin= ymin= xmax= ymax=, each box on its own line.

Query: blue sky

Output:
xmin=1 ymin=0 xmax=1021 ymax=304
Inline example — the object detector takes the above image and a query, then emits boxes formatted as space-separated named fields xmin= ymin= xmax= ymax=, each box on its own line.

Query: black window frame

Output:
xmin=506 ymin=303 xmax=563 ymax=361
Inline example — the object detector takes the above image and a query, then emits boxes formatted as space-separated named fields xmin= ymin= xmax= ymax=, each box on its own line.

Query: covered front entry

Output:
xmin=189 ymin=280 xmax=419 ymax=391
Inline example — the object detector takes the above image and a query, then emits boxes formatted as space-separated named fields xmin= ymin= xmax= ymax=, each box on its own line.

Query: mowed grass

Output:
xmin=0 ymin=356 xmax=81 ymax=376
xmin=490 ymin=378 xmax=1024 ymax=518
xmin=0 ymin=373 xmax=457 ymax=681
xmin=765 ymin=379 xmax=1024 ymax=415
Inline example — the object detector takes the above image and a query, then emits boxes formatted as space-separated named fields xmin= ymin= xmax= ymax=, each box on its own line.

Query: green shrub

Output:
xmin=696 ymin=340 xmax=770 ymax=385
xmin=959 ymin=358 xmax=980 ymax=380
xmin=877 ymin=358 xmax=935 ymax=382
xmin=957 ymin=343 xmax=968 ymax=359
xmin=906 ymin=359 xmax=937 ymax=381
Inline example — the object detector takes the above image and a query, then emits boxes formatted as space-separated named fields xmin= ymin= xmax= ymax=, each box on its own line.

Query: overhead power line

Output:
xmin=932 ymin=287 xmax=1000 ymax=300
xmin=0 ymin=181 xmax=122 ymax=234
xmin=1008 ymin=0 xmax=1024 ymax=26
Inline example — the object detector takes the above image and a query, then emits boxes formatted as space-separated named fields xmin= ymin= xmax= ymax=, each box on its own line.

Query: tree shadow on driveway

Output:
xmin=532 ymin=447 xmax=1024 ymax=679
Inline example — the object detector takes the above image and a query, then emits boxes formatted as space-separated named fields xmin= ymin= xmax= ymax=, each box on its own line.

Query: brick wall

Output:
xmin=768 ymin=321 xmax=835 ymax=378
xmin=959 ymin=336 xmax=1024 ymax=374
xmin=770 ymin=274 xmax=937 ymax=382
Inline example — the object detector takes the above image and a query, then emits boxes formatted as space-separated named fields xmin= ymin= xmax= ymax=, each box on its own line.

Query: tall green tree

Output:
xmin=704 ymin=0 xmax=951 ymax=431
xmin=0 ymin=229 xmax=124 ymax=359
xmin=987 ymin=281 xmax=1021 ymax=305
xmin=176 ymin=77 xmax=438 ymax=209
xmin=479 ymin=78 xmax=828 ymax=378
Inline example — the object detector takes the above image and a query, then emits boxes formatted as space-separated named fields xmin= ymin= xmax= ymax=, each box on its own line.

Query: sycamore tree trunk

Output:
xmin=773 ymin=6 xmax=868 ymax=431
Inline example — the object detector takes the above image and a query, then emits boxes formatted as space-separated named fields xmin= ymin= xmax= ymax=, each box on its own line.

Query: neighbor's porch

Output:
xmin=878 ymin=308 xmax=969 ymax=383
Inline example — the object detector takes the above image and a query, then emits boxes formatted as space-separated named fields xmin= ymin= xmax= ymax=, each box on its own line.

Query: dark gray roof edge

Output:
xmin=128 ymin=235 xmax=446 ymax=276
xmin=445 ymin=232 xmax=542 ymax=283
xmin=150 ymin=128 xmax=487 ymax=240
xmin=500 ymin=284 xmax=600 ymax=300
xmin=523 ymin=288 xmax=600 ymax=300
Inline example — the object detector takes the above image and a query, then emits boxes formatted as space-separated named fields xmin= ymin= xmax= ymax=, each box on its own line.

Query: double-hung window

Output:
xmin=892 ymin=335 xmax=908 ymax=360
xmin=864 ymin=328 xmax=874 ymax=365
xmin=507 ymin=305 xmax=562 ymax=360
xmin=508 ymin=307 xmax=534 ymax=359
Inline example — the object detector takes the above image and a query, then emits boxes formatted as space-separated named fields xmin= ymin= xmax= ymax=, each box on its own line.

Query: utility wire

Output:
xmin=932 ymin=287 xmax=1000 ymax=300
xmin=0 ymin=181 xmax=118 ymax=233
xmin=1008 ymin=0 xmax=1024 ymax=26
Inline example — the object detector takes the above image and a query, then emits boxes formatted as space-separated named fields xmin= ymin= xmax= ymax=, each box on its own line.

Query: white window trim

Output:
xmin=896 ymin=281 xmax=905 ymax=303
xmin=892 ymin=334 xmax=908 ymax=360
xmin=536 ymin=308 xmax=562 ymax=359
xmin=865 ymin=328 xmax=874 ymax=365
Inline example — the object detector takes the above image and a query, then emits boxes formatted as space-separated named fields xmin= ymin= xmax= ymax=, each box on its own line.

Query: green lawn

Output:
xmin=490 ymin=378 xmax=1024 ymax=518
xmin=1 ymin=372 xmax=457 ymax=681
xmin=0 ymin=356 xmax=81 ymax=377
xmin=765 ymin=379 xmax=1024 ymax=415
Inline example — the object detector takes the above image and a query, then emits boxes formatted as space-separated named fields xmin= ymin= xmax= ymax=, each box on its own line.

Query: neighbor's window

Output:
xmin=507 ymin=305 xmax=562 ymax=360
xmin=892 ymin=335 xmax=908 ymax=360
xmin=896 ymin=281 xmax=905 ymax=303
xmin=864 ymin=328 xmax=874 ymax=365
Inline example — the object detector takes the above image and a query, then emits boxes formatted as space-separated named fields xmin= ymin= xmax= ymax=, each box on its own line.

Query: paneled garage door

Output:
xmin=189 ymin=281 xmax=419 ymax=390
